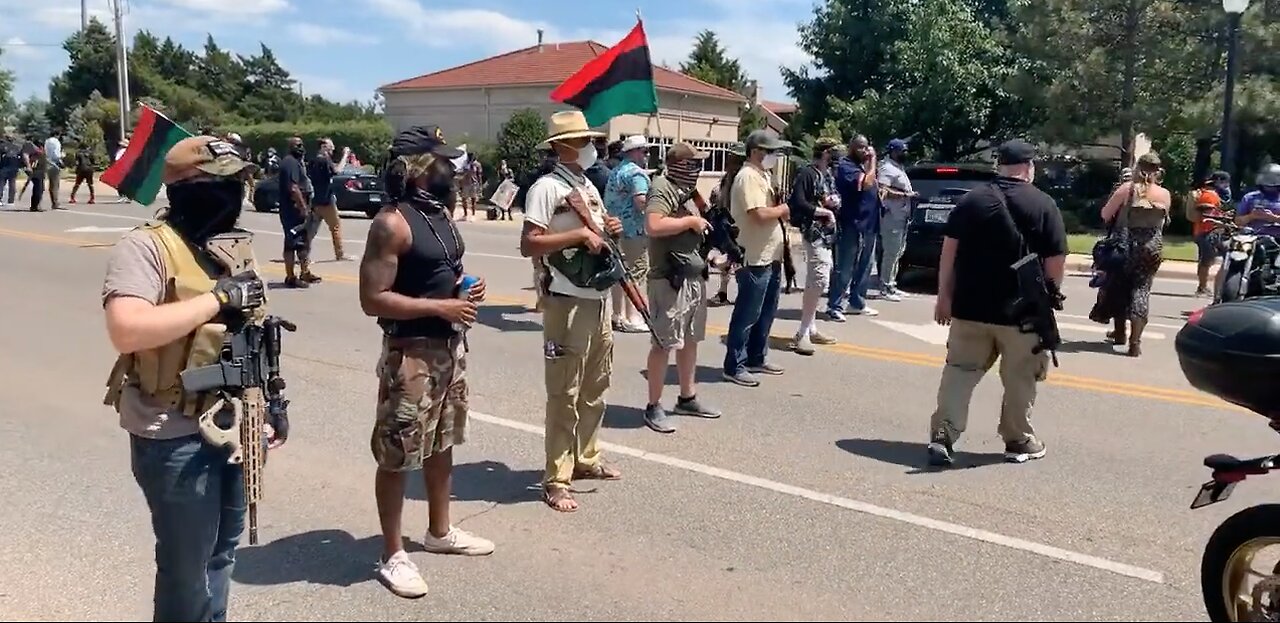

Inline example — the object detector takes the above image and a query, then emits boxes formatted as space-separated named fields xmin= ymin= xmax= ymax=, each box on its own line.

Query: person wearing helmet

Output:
xmin=1234 ymin=164 xmax=1280 ymax=238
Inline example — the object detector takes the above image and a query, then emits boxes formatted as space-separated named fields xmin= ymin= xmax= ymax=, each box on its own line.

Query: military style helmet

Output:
xmin=1256 ymin=163 xmax=1280 ymax=188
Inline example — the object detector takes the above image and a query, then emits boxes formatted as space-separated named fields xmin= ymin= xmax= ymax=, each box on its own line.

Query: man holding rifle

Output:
xmin=521 ymin=111 xmax=626 ymax=513
xmin=101 ymin=136 xmax=279 ymax=621
xmin=641 ymin=143 xmax=724 ymax=433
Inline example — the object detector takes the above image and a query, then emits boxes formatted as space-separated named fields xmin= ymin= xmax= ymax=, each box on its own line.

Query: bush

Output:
xmin=228 ymin=119 xmax=394 ymax=170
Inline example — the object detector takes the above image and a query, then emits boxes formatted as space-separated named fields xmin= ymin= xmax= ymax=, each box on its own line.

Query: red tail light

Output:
xmin=345 ymin=179 xmax=360 ymax=190
xmin=935 ymin=167 xmax=959 ymax=174
xmin=1188 ymin=307 xmax=1207 ymax=325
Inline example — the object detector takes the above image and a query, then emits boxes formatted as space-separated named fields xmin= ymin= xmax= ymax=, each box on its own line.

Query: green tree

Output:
xmin=15 ymin=96 xmax=51 ymax=139
xmin=236 ymin=44 xmax=301 ymax=123
xmin=47 ymin=18 xmax=118 ymax=129
xmin=789 ymin=0 xmax=1032 ymax=160
xmin=197 ymin=36 xmax=248 ymax=107
xmin=680 ymin=30 xmax=748 ymax=93
xmin=496 ymin=108 xmax=547 ymax=179
xmin=0 ymin=47 xmax=15 ymax=126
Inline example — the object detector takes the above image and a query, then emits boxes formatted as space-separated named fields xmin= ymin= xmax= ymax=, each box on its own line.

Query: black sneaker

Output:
xmin=926 ymin=430 xmax=955 ymax=467
xmin=644 ymin=404 xmax=677 ymax=434
xmin=1004 ymin=437 xmax=1046 ymax=463
xmin=673 ymin=395 xmax=722 ymax=419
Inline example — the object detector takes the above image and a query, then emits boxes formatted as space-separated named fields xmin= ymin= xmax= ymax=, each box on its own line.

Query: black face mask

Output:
xmin=164 ymin=179 xmax=245 ymax=245
xmin=291 ymin=147 xmax=305 ymax=158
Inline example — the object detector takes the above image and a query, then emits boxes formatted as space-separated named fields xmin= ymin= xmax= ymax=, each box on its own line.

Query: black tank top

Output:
xmin=379 ymin=200 xmax=464 ymax=338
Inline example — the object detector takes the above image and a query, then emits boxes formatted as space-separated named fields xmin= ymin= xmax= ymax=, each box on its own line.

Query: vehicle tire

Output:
xmin=1201 ymin=504 xmax=1280 ymax=622
xmin=1218 ymin=264 xmax=1247 ymax=303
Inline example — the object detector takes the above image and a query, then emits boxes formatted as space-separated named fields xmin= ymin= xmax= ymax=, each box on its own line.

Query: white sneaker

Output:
xmin=377 ymin=550 xmax=429 ymax=599
xmin=883 ymin=290 xmax=902 ymax=302
xmin=850 ymin=306 xmax=880 ymax=317
xmin=422 ymin=526 xmax=495 ymax=556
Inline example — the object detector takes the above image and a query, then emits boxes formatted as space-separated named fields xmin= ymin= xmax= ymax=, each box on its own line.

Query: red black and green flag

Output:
xmin=101 ymin=105 xmax=193 ymax=206
xmin=550 ymin=20 xmax=658 ymax=127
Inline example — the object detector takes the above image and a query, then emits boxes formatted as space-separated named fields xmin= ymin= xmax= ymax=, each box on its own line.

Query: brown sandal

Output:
xmin=543 ymin=486 xmax=578 ymax=513
xmin=573 ymin=463 xmax=622 ymax=481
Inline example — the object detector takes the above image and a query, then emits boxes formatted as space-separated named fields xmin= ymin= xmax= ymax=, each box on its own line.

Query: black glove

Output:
xmin=212 ymin=272 xmax=265 ymax=314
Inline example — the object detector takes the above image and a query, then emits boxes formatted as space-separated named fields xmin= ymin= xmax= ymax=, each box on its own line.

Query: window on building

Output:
xmin=643 ymin=137 xmax=743 ymax=176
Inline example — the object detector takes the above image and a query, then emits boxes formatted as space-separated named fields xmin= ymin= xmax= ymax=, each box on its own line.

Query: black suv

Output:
xmin=899 ymin=163 xmax=998 ymax=270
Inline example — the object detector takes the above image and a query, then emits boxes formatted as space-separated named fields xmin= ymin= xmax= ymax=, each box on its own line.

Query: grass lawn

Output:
xmin=1067 ymin=232 xmax=1197 ymax=263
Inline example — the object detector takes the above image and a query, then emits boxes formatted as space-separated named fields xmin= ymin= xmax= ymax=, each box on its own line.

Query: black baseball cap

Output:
xmin=389 ymin=125 xmax=463 ymax=159
xmin=996 ymin=139 xmax=1037 ymax=165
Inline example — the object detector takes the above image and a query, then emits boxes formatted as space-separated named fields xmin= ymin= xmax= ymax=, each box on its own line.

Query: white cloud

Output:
xmin=365 ymin=0 xmax=553 ymax=52
xmin=2 ymin=37 xmax=47 ymax=61
xmin=157 ymin=0 xmax=289 ymax=16
xmin=29 ymin=5 xmax=110 ymax=30
xmin=293 ymin=73 xmax=371 ymax=104
xmin=287 ymin=23 xmax=377 ymax=46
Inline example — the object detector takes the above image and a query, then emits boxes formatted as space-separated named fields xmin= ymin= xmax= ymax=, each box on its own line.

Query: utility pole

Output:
xmin=80 ymin=0 xmax=87 ymax=30
xmin=111 ymin=0 xmax=131 ymax=134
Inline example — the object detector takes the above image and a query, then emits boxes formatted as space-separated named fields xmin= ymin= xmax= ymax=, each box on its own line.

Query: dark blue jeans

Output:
xmin=130 ymin=434 xmax=245 ymax=623
xmin=827 ymin=227 xmax=878 ymax=314
xmin=723 ymin=262 xmax=782 ymax=374
xmin=0 ymin=167 xmax=17 ymax=203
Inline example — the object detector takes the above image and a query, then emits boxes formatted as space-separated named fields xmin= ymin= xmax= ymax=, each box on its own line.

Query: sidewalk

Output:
xmin=1066 ymin=253 xmax=1198 ymax=281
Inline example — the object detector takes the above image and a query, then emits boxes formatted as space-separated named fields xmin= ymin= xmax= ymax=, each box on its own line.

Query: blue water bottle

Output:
xmin=454 ymin=274 xmax=480 ymax=333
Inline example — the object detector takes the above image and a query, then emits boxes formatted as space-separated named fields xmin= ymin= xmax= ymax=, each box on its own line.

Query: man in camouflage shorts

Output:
xmin=360 ymin=124 xmax=494 ymax=599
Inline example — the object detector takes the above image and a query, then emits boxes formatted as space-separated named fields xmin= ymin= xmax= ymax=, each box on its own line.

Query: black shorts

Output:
xmin=280 ymin=194 xmax=312 ymax=251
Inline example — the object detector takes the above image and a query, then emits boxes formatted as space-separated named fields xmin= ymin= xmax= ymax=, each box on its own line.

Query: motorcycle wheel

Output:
xmin=1218 ymin=264 xmax=1247 ymax=303
xmin=1201 ymin=504 xmax=1280 ymax=622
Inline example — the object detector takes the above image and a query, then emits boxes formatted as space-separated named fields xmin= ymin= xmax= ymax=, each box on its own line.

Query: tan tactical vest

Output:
xmin=103 ymin=221 xmax=234 ymax=418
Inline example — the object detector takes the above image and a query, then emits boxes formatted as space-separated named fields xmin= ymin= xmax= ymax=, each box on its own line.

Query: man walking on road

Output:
xmin=723 ymin=129 xmax=791 ymax=387
xmin=101 ymin=136 xmax=273 ymax=621
xmin=641 ymin=142 xmax=723 ymax=433
xmin=927 ymin=139 xmax=1068 ymax=467
xmin=360 ymin=124 xmax=495 ymax=600
xmin=307 ymin=137 xmax=351 ymax=261
xmin=520 ymin=111 xmax=625 ymax=513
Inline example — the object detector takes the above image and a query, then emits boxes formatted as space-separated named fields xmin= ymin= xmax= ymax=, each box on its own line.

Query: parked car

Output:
xmin=253 ymin=169 xmax=389 ymax=218
xmin=899 ymin=163 xmax=999 ymax=271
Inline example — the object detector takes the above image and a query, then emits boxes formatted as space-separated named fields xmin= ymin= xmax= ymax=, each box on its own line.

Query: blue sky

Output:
xmin=0 ymin=0 xmax=811 ymax=107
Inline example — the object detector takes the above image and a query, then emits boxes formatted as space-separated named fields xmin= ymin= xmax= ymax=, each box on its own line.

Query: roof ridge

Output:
xmin=380 ymin=42 xmax=542 ymax=91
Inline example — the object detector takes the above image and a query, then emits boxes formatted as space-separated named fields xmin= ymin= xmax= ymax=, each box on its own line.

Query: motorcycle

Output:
xmin=1176 ymin=298 xmax=1280 ymax=621
xmin=1205 ymin=214 xmax=1280 ymax=303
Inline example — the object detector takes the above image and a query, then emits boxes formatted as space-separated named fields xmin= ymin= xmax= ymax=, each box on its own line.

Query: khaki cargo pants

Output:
xmin=929 ymin=319 xmax=1049 ymax=444
xmin=541 ymin=293 xmax=613 ymax=490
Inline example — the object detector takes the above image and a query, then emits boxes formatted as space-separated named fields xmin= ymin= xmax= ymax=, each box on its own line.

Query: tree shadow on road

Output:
xmin=475 ymin=304 xmax=542 ymax=332
xmin=406 ymin=459 xmax=542 ymax=504
xmin=836 ymin=438 xmax=1005 ymax=474
xmin=233 ymin=529 xmax=383 ymax=587
xmin=637 ymin=364 xmax=728 ymax=386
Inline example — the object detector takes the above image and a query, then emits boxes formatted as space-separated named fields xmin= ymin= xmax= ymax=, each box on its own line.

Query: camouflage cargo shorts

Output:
xmin=371 ymin=336 xmax=468 ymax=471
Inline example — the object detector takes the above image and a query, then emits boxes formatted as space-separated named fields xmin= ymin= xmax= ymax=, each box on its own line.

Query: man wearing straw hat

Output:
xmin=520 ymin=110 xmax=625 ymax=513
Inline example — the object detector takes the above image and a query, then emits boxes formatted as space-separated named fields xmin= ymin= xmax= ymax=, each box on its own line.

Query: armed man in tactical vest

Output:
xmin=359 ymin=125 xmax=495 ymax=600
xmin=520 ymin=110 xmax=625 ymax=513
xmin=102 ymin=135 xmax=289 ymax=622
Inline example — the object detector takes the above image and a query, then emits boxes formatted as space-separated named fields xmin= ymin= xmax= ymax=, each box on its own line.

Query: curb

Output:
xmin=1066 ymin=253 xmax=1199 ymax=281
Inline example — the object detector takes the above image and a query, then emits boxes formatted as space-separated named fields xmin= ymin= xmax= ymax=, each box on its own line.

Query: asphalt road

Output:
xmin=0 ymin=197 xmax=1268 ymax=622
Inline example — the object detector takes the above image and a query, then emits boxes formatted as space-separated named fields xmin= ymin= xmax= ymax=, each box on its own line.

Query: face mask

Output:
xmin=761 ymin=153 xmax=779 ymax=170
xmin=291 ymin=146 xmax=305 ymax=158
xmin=575 ymin=144 xmax=598 ymax=169
xmin=164 ymin=179 xmax=245 ymax=244
xmin=426 ymin=173 xmax=454 ymax=199
xmin=666 ymin=160 xmax=701 ymax=190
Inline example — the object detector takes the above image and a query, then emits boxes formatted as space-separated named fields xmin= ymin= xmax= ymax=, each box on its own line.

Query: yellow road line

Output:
xmin=0 ymin=225 xmax=1240 ymax=413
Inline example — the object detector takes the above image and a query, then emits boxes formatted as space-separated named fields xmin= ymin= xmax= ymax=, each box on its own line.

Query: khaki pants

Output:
xmin=310 ymin=203 xmax=344 ymax=259
xmin=541 ymin=294 xmax=613 ymax=489
xmin=930 ymin=319 xmax=1049 ymax=444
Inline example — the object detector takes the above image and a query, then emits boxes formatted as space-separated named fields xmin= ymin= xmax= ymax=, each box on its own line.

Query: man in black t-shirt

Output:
xmin=306 ymin=137 xmax=351 ymax=261
xmin=927 ymin=139 xmax=1068 ymax=467
xmin=277 ymin=137 xmax=320 ymax=288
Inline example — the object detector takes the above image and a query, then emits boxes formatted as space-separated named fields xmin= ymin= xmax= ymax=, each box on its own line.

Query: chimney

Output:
xmin=537 ymin=29 xmax=544 ymax=52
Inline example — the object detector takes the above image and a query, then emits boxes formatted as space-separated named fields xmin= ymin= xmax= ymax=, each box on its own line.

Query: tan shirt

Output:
xmin=730 ymin=162 xmax=783 ymax=266
xmin=101 ymin=229 xmax=199 ymax=440
xmin=524 ymin=163 xmax=609 ymax=300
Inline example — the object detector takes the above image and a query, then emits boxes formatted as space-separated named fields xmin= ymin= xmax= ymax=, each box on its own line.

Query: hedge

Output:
xmin=226 ymin=119 xmax=394 ymax=172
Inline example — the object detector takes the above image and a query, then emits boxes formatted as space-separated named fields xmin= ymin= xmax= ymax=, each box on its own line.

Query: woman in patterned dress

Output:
xmin=1089 ymin=153 xmax=1171 ymax=357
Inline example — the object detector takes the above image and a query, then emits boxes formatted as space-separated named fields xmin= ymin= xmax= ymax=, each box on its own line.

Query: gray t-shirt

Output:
xmin=101 ymin=229 xmax=199 ymax=440
xmin=878 ymin=158 xmax=914 ymax=218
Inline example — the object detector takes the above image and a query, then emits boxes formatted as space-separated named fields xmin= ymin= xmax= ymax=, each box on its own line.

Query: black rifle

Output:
xmin=180 ymin=314 xmax=297 ymax=544
xmin=1008 ymin=253 xmax=1064 ymax=367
